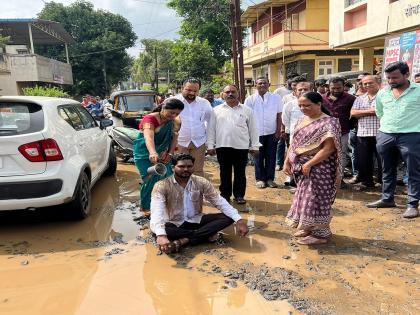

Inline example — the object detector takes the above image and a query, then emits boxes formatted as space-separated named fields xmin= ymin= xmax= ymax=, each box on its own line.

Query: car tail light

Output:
xmin=18 ymin=139 xmax=63 ymax=162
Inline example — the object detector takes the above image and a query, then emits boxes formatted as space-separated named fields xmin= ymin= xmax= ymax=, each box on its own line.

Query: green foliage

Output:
xmin=167 ymin=0 xmax=231 ymax=68
xmin=22 ymin=85 xmax=70 ymax=98
xmin=201 ymin=60 xmax=234 ymax=94
xmin=170 ymin=39 xmax=218 ymax=82
xmin=131 ymin=39 xmax=175 ymax=86
xmin=0 ymin=35 xmax=10 ymax=49
xmin=37 ymin=0 xmax=137 ymax=96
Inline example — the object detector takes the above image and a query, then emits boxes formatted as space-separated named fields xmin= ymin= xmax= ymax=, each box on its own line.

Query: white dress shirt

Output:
xmin=175 ymin=95 xmax=213 ymax=147
xmin=150 ymin=176 xmax=242 ymax=236
xmin=282 ymin=99 xmax=304 ymax=139
xmin=282 ymin=93 xmax=297 ymax=106
xmin=244 ymin=92 xmax=283 ymax=136
xmin=207 ymin=103 xmax=261 ymax=150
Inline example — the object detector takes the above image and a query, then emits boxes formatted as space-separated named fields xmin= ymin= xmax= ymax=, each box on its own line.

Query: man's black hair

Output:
xmin=286 ymin=72 xmax=300 ymax=80
xmin=414 ymin=73 xmax=420 ymax=78
xmin=171 ymin=153 xmax=195 ymax=166
xmin=182 ymin=77 xmax=202 ymax=88
xmin=255 ymin=76 xmax=269 ymax=82
xmin=344 ymin=81 xmax=353 ymax=88
xmin=291 ymin=76 xmax=307 ymax=84
xmin=314 ymin=79 xmax=327 ymax=87
xmin=202 ymin=89 xmax=215 ymax=95
xmin=329 ymin=76 xmax=346 ymax=85
xmin=384 ymin=61 xmax=410 ymax=75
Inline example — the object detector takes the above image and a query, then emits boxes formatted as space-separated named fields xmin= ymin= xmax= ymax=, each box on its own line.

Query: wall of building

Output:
xmin=329 ymin=0 xmax=420 ymax=48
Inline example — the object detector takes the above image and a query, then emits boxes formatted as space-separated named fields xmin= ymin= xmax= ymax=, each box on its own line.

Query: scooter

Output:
xmin=106 ymin=126 xmax=140 ymax=162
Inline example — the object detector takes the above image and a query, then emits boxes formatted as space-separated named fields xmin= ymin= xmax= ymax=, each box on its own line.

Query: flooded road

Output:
xmin=0 ymin=161 xmax=418 ymax=315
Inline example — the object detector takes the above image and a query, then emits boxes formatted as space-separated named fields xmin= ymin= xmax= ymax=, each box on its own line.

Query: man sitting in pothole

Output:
xmin=150 ymin=153 xmax=249 ymax=254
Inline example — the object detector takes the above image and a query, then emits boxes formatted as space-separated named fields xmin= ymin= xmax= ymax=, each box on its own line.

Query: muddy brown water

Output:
xmin=0 ymin=161 xmax=418 ymax=315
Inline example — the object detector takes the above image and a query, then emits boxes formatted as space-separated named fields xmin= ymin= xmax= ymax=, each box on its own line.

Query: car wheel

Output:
xmin=67 ymin=171 xmax=91 ymax=219
xmin=104 ymin=147 xmax=117 ymax=176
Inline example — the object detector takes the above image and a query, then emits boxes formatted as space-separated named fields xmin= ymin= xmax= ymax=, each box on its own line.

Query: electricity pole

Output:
xmin=230 ymin=2 xmax=239 ymax=89
xmin=230 ymin=0 xmax=245 ymax=102
xmin=154 ymin=47 xmax=159 ymax=93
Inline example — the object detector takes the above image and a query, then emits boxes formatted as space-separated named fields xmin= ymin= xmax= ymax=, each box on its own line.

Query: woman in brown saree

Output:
xmin=283 ymin=92 xmax=342 ymax=245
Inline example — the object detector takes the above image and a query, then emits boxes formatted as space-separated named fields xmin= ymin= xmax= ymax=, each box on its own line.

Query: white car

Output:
xmin=0 ymin=96 xmax=116 ymax=218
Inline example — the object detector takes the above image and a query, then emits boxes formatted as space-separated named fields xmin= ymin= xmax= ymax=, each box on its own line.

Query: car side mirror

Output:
xmin=100 ymin=119 xmax=113 ymax=129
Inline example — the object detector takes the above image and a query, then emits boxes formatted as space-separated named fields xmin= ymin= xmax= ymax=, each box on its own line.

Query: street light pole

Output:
xmin=234 ymin=0 xmax=246 ymax=102
xmin=154 ymin=47 xmax=159 ymax=93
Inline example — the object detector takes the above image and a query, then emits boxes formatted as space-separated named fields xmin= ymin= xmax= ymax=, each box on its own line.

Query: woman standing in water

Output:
xmin=283 ymin=92 xmax=342 ymax=245
xmin=133 ymin=98 xmax=184 ymax=213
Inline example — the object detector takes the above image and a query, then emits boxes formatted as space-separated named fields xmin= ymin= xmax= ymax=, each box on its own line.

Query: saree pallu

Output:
xmin=133 ymin=121 xmax=173 ymax=209
xmin=285 ymin=116 xmax=342 ymax=239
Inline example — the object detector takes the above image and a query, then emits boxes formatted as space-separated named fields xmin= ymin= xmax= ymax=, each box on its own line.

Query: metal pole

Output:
xmin=65 ymin=43 xmax=69 ymax=64
xmin=28 ymin=23 xmax=34 ymax=54
xmin=102 ymin=53 xmax=107 ymax=95
xmin=234 ymin=0 xmax=246 ymax=102
xmin=154 ymin=47 xmax=159 ymax=93
xmin=230 ymin=1 xmax=239 ymax=89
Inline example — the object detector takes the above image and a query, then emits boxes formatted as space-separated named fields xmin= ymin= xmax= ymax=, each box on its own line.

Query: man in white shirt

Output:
xmin=150 ymin=154 xmax=249 ymax=254
xmin=207 ymin=84 xmax=260 ymax=204
xmin=244 ymin=77 xmax=283 ymax=188
xmin=175 ymin=78 xmax=213 ymax=177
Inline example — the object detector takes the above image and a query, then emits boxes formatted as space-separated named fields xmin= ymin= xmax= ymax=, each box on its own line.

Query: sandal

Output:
xmin=293 ymin=230 xmax=311 ymax=237
xmin=297 ymin=235 xmax=328 ymax=245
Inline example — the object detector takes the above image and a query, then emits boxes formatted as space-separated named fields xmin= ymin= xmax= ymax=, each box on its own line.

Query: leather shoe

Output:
xmin=402 ymin=207 xmax=419 ymax=219
xmin=366 ymin=199 xmax=396 ymax=208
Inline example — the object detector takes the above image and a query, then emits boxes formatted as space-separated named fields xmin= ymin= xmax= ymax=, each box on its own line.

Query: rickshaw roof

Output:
xmin=110 ymin=90 xmax=156 ymax=99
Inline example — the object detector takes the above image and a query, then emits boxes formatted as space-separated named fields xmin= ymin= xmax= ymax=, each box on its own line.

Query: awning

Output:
xmin=0 ymin=19 xmax=75 ymax=45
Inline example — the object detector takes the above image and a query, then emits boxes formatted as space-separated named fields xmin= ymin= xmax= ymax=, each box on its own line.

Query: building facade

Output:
xmin=241 ymin=0 xmax=371 ymax=89
xmin=329 ymin=0 xmax=420 ymax=73
xmin=0 ymin=19 xmax=74 ymax=96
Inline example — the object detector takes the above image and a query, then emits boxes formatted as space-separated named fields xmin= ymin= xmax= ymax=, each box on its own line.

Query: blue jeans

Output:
xmin=254 ymin=134 xmax=277 ymax=182
xmin=376 ymin=131 xmax=420 ymax=208
xmin=276 ymin=138 xmax=286 ymax=166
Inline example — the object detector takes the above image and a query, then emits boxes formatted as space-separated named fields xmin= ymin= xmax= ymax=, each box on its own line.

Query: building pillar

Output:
xmin=28 ymin=23 xmax=34 ymax=54
xmin=359 ymin=47 xmax=374 ymax=73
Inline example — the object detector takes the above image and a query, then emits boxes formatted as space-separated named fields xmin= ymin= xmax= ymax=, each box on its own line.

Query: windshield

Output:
xmin=119 ymin=95 xmax=155 ymax=112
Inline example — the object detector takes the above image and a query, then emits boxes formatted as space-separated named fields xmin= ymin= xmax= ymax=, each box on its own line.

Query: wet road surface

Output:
xmin=0 ymin=161 xmax=419 ymax=315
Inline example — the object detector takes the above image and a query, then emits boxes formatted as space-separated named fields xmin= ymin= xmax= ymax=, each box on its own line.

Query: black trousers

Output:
xmin=216 ymin=147 xmax=249 ymax=200
xmin=165 ymin=213 xmax=234 ymax=245
xmin=357 ymin=136 xmax=382 ymax=186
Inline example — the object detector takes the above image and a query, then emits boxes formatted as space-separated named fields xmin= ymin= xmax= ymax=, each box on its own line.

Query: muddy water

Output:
xmin=0 ymin=162 xmax=418 ymax=315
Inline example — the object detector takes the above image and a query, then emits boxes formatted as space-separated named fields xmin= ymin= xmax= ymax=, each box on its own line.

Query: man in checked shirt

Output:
xmin=350 ymin=75 xmax=382 ymax=190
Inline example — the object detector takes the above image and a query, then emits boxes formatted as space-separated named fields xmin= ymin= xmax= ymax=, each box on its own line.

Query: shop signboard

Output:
xmin=383 ymin=29 xmax=420 ymax=82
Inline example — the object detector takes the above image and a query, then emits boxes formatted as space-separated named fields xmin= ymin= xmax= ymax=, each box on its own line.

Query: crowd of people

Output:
xmin=131 ymin=61 xmax=419 ymax=253
xmin=81 ymin=94 xmax=112 ymax=120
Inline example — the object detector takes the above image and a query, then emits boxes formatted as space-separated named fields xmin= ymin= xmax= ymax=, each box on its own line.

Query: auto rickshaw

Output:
xmin=108 ymin=90 xmax=157 ymax=129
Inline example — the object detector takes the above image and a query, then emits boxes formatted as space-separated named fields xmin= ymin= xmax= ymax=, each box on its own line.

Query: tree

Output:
xmin=167 ymin=0 xmax=231 ymax=69
xmin=0 ymin=35 xmax=10 ymax=49
xmin=131 ymin=39 xmax=175 ymax=86
xmin=170 ymin=39 xmax=218 ymax=82
xmin=37 ymin=0 xmax=137 ymax=96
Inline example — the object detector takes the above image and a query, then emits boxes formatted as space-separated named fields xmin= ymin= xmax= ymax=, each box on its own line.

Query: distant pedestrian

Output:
xmin=322 ymin=77 xmax=356 ymax=181
xmin=175 ymin=78 xmax=213 ymax=177
xmin=207 ymin=84 xmax=260 ymax=204
xmin=283 ymin=92 xmax=342 ymax=245
xmin=414 ymin=73 xmax=420 ymax=83
xmin=350 ymin=75 xmax=382 ymax=190
xmin=245 ymin=77 xmax=284 ymax=189
xmin=202 ymin=89 xmax=224 ymax=108
xmin=366 ymin=62 xmax=420 ymax=219
xmin=281 ymin=80 xmax=311 ymax=186
xmin=315 ymin=79 xmax=329 ymax=95
xmin=81 ymin=95 xmax=89 ymax=107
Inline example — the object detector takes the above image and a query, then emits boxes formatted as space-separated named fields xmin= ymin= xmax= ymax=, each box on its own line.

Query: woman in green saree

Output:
xmin=133 ymin=98 xmax=184 ymax=213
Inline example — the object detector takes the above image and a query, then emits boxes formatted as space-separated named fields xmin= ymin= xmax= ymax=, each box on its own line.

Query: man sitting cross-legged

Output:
xmin=150 ymin=153 xmax=249 ymax=254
